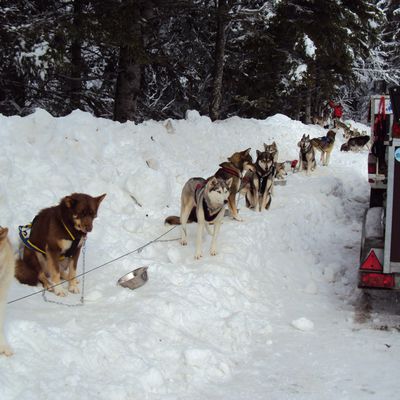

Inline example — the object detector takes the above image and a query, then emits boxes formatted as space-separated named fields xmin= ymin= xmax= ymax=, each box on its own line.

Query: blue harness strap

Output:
xmin=320 ymin=136 xmax=333 ymax=148
xmin=18 ymin=221 xmax=77 ymax=260
xmin=18 ymin=224 xmax=47 ymax=256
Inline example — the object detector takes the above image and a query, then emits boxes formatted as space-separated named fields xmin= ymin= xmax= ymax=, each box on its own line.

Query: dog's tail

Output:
xmin=164 ymin=209 xmax=197 ymax=225
xmin=15 ymin=258 xmax=39 ymax=286
xmin=165 ymin=216 xmax=181 ymax=225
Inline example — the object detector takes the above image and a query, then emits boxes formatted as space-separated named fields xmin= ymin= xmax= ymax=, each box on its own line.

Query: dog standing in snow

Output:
xmin=165 ymin=176 xmax=232 ymax=259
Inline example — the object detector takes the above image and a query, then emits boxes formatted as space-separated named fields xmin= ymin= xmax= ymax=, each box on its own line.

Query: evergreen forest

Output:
xmin=1 ymin=0 xmax=399 ymax=122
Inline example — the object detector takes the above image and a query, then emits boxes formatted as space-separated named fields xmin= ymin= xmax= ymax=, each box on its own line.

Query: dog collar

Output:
xmin=61 ymin=219 xmax=76 ymax=241
xmin=302 ymin=143 xmax=312 ymax=152
xmin=61 ymin=219 xmax=85 ymax=258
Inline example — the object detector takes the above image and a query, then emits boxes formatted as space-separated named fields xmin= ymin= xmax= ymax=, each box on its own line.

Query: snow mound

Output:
xmin=291 ymin=317 xmax=315 ymax=332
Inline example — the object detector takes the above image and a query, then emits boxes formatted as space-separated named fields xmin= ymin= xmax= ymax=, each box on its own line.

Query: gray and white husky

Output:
xmin=0 ymin=227 xmax=15 ymax=356
xmin=264 ymin=141 xmax=279 ymax=163
xmin=165 ymin=176 xmax=232 ymax=259
xmin=297 ymin=134 xmax=316 ymax=175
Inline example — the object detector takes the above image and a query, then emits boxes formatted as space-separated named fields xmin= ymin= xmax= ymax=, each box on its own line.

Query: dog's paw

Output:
xmin=0 ymin=344 xmax=13 ymax=357
xmin=210 ymin=249 xmax=217 ymax=256
xmin=68 ymin=284 xmax=80 ymax=294
xmin=194 ymin=253 xmax=202 ymax=260
xmin=52 ymin=286 xmax=67 ymax=297
xmin=180 ymin=239 xmax=187 ymax=246
xmin=233 ymin=215 xmax=243 ymax=222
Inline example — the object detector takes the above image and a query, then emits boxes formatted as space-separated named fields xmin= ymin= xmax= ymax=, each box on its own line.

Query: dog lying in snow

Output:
xmin=340 ymin=135 xmax=370 ymax=152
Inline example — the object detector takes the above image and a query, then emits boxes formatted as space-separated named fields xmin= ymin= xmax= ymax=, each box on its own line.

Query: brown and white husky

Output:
xmin=0 ymin=227 xmax=15 ymax=356
xmin=214 ymin=149 xmax=254 ymax=221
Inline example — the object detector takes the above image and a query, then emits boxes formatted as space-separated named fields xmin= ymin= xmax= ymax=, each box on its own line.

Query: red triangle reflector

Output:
xmin=361 ymin=250 xmax=383 ymax=271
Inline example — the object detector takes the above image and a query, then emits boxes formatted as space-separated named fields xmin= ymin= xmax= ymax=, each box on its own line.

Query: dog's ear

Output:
xmin=63 ymin=194 xmax=78 ymax=209
xmin=207 ymin=177 xmax=218 ymax=187
xmin=272 ymin=141 xmax=276 ymax=146
xmin=263 ymin=143 xmax=268 ymax=150
xmin=226 ymin=177 xmax=233 ymax=188
xmin=256 ymin=149 xmax=261 ymax=157
xmin=95 ymin=193 xmax=107 ymax=208
xmin=0 ymin=227 xmax=8 ymax=240
xmin=243 ymin=148 xmax=251 ymax=156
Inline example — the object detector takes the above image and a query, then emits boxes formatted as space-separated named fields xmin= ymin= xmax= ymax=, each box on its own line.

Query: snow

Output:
xmin=292 ymin=64 xmax=308 ymax=81
xmin=1 ymin=109 xmax=400 ymax=399
xmin=291 ymin=317 xmax=314 ymax=332
xmin=304 ymin=34 xmax=316 ymax=59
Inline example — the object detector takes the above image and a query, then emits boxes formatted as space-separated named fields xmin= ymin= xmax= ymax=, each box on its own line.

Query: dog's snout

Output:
xmin=84 ymin=223 xmax=93 ymax=233
xmin=224 ymin=199 xmax=228 ymax=204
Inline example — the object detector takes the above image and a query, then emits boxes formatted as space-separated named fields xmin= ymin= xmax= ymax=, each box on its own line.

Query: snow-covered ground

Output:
xmin=1 ymin=109 xmax=400 ymax=400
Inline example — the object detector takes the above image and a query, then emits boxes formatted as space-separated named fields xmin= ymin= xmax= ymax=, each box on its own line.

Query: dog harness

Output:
xmin=202 ymin=199 xmax=223 ymax=222
xmin=194 ymin=181 xmax=224 ymax=222
xmin=220 ymin=165 xmax=241 ymax=178
xmin=318 ymin=136 xmax=333 ymax=149
xmin=19 ymin=218 xmax=81 ymax=259
xmin=301 ymin=142 xmax=313 ymax=161
xmin=256 ymin=165 xmax=276 ymax=194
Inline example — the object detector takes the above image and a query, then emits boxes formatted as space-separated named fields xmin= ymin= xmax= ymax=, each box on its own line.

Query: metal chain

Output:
xmin=42 ymin=241 xmax=86 ymax=307
xmin=9 ymin=225 xmax=178 ymax=306
xmin=80 ymin=238 xmax=86 ymax=305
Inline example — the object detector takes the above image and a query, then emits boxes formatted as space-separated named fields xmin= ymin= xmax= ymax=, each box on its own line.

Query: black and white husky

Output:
xmin=297 ymin=134 xmax=316 ymax=175
xmin=255 ymin=150 xmax=275 ymax=210
xmin=165 ymin=176 xmax=232 ymax=259
xmin=241 ymin=150 xmax=275 ymax=211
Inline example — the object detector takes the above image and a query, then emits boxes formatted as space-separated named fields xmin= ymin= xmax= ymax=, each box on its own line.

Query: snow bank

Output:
xmin=1 ymin=109 xmax=398 ymax=400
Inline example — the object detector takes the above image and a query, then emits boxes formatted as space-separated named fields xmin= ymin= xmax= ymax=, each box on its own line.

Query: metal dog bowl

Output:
xmin=117 ymin=266 xmax=148 ymax=290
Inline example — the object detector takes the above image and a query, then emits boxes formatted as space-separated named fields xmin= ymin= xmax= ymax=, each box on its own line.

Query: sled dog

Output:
xmin=334 ymin=119 xmax=353 ymax=138
xmin=215 ymin=148 xmax=254 ymax=221
xmin=0 ymin=227 xmax=15 ymax=356
xmin=341 ymin=135 xmax=370 ymax=152
xmin=264 ymin=141 xmax=279 ymax=163
xmin=240 ymin=167 xmax=259 ymax=210
xmin=165 ymin=176 xmax=232 ymax=259
xmin=297 ymin=134 xmax=316 ymax=175
xmin=255 ymin=150 xmax=275 ymax=210
xmin=274 ymin=161 xmax=288 ymax=181
xmin=311 ymin=115 xmax=328 ymax=127
xmin=16 ymin=193 xmax=106 ymax=296
xmin=310 ymin=129 xmax=336 ymax=166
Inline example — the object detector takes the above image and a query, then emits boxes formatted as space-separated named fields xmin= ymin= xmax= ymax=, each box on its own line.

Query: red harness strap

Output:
xmin=221 ymin=166 xmax=241 ymax=177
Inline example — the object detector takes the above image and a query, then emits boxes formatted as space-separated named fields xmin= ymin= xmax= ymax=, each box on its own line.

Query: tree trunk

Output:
xmin=113 ymin=5 xmax=142 ymax=123
xmin=209 ymin=0 xmax=230 ymax=121
xmin=70 ymin=0 xmax=83 ymax=111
